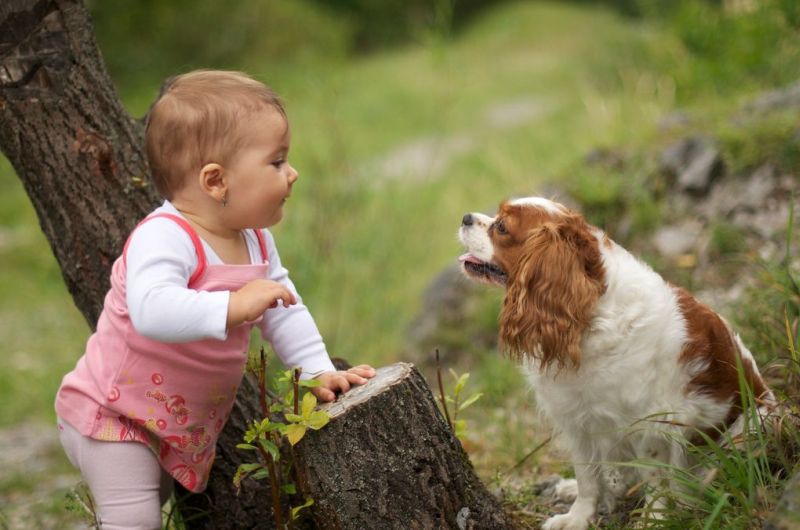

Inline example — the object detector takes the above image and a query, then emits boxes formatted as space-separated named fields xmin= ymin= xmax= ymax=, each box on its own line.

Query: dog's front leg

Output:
xmin=542 ymin=463 xmax=601 ymax=530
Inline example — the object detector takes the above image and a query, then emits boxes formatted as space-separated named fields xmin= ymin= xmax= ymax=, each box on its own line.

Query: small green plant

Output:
xmin=234 ymin=347 xmax=331 ymax=529
xmin=64 ymin=482 xmax=100 ymax=529
xmin=162 ymin=491 xmax=208 ymax=529
xmin=435 ymin=349 xmax=483 ymax=441
xmin=627 ymin=382 xmax=796 ymax=529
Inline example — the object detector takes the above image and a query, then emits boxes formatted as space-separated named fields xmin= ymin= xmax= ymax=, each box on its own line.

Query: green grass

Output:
xmin=626 ymin=363 xmax=799 ymax=530
xmin=1 ymin=1 xmax=798 ymax=527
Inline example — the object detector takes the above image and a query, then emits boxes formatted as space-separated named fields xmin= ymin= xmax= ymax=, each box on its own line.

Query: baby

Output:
xmin=55 ymin=69 xmax=375 ymax=529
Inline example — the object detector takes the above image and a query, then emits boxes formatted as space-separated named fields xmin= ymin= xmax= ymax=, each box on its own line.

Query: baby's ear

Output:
xmin=198 ymin=162 xmax=226 ymax=203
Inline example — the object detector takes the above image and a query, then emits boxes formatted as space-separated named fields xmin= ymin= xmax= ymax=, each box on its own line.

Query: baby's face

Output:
xmin=224 ymin=107 xmax=298 ymax=229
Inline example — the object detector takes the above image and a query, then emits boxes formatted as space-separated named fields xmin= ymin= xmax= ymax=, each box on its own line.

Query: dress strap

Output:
xmin=122 ymin=213 xmax=207 ymax=286
xmin=252 ymin=229 xmax=269 ymax=263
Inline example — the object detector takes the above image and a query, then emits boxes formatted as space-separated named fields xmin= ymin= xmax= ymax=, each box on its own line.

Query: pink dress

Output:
xmin=56 ymin=213 xmax=270 ymax=492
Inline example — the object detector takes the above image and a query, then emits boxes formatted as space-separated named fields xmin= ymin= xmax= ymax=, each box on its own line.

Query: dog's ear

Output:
xmin=499 ymin=215 xmax=605 ymax=369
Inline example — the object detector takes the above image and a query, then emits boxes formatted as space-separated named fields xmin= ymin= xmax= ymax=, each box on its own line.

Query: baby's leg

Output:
xmin=58 ymin=419 xmax=172 ymax=530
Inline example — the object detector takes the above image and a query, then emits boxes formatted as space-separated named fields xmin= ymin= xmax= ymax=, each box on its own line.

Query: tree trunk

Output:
xmin=293 ymin=363 xmax=514 ymax=530
xmin=0 ymin=3 xmax=514 ymax=528
xmin=0 ymin=0 xmax=158 ymax=325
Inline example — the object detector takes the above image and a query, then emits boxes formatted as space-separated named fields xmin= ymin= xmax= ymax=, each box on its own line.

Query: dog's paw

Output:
xmin=541 ymin=513 xmax=590 ymax=530
xmin=553 ymin=478 xmax=578 ymax=503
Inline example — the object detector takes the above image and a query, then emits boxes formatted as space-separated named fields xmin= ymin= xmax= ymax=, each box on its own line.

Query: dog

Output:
xmin=458 ymin=196 xmax=773 ymax=529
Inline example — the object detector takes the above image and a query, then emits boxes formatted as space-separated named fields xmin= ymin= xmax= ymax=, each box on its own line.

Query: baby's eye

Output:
xmin=271 ymin=159 xmax=286 ymax=168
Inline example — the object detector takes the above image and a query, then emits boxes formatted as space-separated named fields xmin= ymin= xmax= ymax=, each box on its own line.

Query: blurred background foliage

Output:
xmin=88 ymin=0 xmax=800 ymax=97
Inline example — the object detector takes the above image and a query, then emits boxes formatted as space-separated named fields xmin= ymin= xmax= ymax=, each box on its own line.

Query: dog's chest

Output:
xmin=522 ymin=349 xmax=690 ymax=436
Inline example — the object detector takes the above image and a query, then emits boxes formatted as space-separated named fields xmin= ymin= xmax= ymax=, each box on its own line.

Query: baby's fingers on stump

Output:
xmin=312 ymin=386 xmax=337 ymax=402
xmin=348 ymin=365 xmax=376 ymax=379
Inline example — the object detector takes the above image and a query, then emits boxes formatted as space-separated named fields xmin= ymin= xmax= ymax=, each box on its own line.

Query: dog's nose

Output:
xmin=462 ymin=213 xmax=474 ymax=226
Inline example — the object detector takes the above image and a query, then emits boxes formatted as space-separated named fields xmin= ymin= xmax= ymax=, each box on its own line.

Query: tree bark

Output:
xmin=0 ymin=0 xmax=158 ymax=325
xmin=293 ymin=363 xmax=515 ymax=530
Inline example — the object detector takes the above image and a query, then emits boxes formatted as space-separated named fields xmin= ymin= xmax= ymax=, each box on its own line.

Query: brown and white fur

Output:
xmin=458 ymin=197 xmax=773 ymax=530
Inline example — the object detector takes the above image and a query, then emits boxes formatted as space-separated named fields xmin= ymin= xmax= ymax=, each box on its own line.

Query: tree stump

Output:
xmin=292 ymin=362 xmax=514 ymax=530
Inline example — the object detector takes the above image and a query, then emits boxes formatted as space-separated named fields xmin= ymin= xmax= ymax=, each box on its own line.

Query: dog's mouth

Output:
xmin=458 ymin=253 xmax=507 ymax=285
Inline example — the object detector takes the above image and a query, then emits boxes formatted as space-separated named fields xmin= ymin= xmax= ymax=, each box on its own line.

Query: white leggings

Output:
xmin=58 ymin=418 xmax=173 ymax=530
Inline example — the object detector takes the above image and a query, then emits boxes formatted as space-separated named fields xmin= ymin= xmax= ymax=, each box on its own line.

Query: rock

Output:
xmin=405 ymin=265 xmax=479 ymax=345
xmin=485 ymin=97 xmax=546 ymax=130
xmin=369 ymin=133 xmax=475 ymax=184
xmin=735 ymin=202 xmax=795 ymax=239
xmin=532 ymin=474 xmax=565 ymax=497
xmin=402 ymin=264 xmax=495 ymax=372
xmin=744 ymin=80 xmax=800 ymax=114
xmin=657 ymin=110 xmax=692 ymax=131
xmin=652 ymin=220 xmax=704 ymax=259
xmin=660 ymin=136 xmax=724 ymax=196
xmin=699 ymin=164 xmax=777 ymax=219
xmin=584 ymin=147 xmax=626 ymax=170
xmin=764 ymin=469 xmax=800 ymax=530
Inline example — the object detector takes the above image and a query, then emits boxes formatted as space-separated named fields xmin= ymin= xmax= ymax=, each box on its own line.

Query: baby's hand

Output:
xmin=227 ymin=279 xmax=297 ymax=329
xmin=311 ymin=365 xmax=376 ymax=402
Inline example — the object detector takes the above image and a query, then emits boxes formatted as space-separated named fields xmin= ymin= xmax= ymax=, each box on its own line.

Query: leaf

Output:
xmin=259 ymin=438 xmax=280 ymax=461
xmin=298 ymin=379 xmax=322 ymax=388
xmin=454 ymin=419 xmax=467 ymax=439
xmin=236 ymin=463 xmax=262 ymax=474
xmin=458 ymin=393 xmax=483 ymax=412
xmin=291 ymin=498 xmax=314 ymax=520
xmin=301 ymin=391 xmax=317 ymax=418
xmin=286 ymin=423 xmax=307 ymax=446
xmin=454 ymin=373 xmax=470 ymax=395
xmin=284 ymin=413 xmax=304 ymax=423
xmin=244 ymin=423 xmax=259 ymax=443
xmin=233 ymin=467 xmax=249 ymax=492
xmin=236 ymin=443 xmax=257 ymax=451
xmin=264 ymin=421 xmax=285 ymax=432
xmin=307 ymin=411 xmax=330 ymax=430
xmin=281 ymin=483 xmax=297 ymax=494
xmin=251 ymin=469 xmax=270 ymax=481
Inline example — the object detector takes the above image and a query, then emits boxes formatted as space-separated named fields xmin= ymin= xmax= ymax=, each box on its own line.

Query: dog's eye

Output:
xmin=494 ymin=221 xmax=508 ymax=235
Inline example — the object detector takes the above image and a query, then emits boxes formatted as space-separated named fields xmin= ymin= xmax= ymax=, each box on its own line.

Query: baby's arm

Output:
xmin=258 ymin=232 xmax=336 ymax=377
xmin=256 ymin=230 xmax=375 ymax=400
xmin=126 ymin=219 xmax=230 ymax=342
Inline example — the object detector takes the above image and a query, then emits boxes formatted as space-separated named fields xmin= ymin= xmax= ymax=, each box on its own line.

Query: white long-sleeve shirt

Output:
xmin=124 ymin=201 xmax=335 ymax=378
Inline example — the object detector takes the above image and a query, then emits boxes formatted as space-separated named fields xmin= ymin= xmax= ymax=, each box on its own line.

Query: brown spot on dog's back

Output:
xmin=675 ymin=287 xmax=769 ymax=431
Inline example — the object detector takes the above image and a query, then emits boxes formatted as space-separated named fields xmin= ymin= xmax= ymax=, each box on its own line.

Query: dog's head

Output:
xmin=458 ymin=197 xmax=606 ymax=368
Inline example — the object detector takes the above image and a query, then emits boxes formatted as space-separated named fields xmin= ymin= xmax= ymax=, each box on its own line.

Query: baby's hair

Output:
xmin=145 ymin=70 xmax=285 ymax=199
